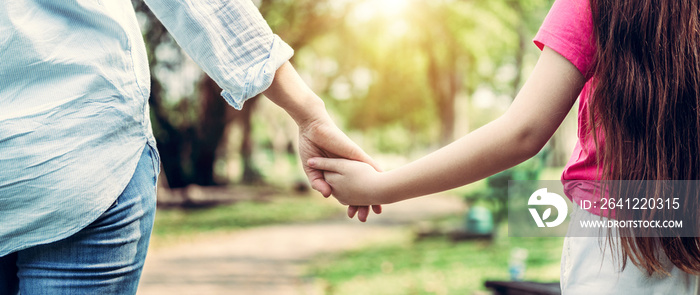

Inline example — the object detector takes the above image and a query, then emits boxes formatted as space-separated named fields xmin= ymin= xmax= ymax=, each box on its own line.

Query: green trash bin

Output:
xmin=465 ymin=205 xmax=494 ymax=234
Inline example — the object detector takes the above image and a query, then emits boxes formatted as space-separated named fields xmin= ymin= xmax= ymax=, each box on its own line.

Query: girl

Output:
xmin=309 ymin=0 xmax=700 ymax=293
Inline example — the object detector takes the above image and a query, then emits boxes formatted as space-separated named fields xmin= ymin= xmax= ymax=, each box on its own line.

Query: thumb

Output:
xmin=327 ymin=138 xmax=381 ymax=173
xmin=312 ymin=125 xmax=382 ymax=172
xmin=353 ymin=151 xmax=383 ymax=173
xmin=310 ymin=177 xmax=332 ymax=198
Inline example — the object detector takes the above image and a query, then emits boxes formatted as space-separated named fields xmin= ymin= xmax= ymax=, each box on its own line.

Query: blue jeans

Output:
xmin=0 ymin=144 xmax=158 ymax=294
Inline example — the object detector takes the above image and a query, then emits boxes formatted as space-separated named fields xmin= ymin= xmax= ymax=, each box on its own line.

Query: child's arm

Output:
xmin=308 ymin=47 xmax=586 ymax=206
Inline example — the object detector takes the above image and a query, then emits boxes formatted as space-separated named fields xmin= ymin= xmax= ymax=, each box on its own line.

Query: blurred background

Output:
xmin=131 ymin=0 xmax=579 ymax=294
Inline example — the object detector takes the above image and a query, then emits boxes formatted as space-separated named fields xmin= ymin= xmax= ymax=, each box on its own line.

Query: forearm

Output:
xmin=374 ymin=47 xmax=585 ymax=204
xmin=378 ymin=115 xmax=542 ymax=204
xmin=262 ymin=62 xmax=328 ymax=126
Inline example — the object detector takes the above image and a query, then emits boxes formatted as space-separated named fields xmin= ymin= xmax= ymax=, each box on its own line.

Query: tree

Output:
xmin=321 ymin=0 xmax=527 ymax=147
xmin=133 ymin=0 xmax=350 ymax=187
xmin=132 ymin=2 xmax=228 ymax=188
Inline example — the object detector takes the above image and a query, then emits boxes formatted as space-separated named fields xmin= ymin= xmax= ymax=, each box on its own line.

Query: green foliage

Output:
xmin=302 ymin=0 xmax=556 ymax=148
xmin=463 ymin=151 xmax=548 ymax=223
xmin=360 ymin=123 xmax=439 ymax=154
xmin=309 ymin=224 xmax=563 ymax=294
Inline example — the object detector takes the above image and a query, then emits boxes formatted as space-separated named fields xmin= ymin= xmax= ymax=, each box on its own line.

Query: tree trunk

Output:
xmin=191 ymin=76 xmax=228 ymax=186
xmin=510 ymin=1 xmax=527 ymax=99
xmin=427 ymin=49 xmax=460 ymax=146
xmin=239 ymin=96 xmax=264 ymax=184
xmin=149 ymin=76 xmax=189 ymax=188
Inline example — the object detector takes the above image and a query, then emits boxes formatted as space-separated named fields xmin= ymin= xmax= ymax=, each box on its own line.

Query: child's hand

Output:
xmin=308 ymin=157 xmax=386 ymax=207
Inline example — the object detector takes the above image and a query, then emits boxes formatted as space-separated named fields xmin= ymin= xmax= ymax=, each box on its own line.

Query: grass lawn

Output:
xmin=150 ymin=192 xmax=344 ymax=248
xmin=308 ymin=223 xmax=564 ymax=295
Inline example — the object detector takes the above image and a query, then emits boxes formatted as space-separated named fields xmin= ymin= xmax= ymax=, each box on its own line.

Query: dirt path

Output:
xmin=137 ymin=194 xmax=465 ymax=295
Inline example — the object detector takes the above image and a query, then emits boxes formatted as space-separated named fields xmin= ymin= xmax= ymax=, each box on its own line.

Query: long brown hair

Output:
xmin=589 ymin=0 xmax=700 ymax=275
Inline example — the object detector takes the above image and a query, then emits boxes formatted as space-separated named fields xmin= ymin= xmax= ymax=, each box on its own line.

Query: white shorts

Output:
xmin=561 ymin=207 xmax=699 ymax=294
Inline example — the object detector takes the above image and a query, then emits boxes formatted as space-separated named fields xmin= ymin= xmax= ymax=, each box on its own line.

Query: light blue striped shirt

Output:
xmin=0 ymin=0 xmax=293 ymax=256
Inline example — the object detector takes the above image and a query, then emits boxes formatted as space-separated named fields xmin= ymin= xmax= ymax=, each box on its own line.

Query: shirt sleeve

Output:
xmin=144 ymin=0 xmax=294 ymax=110
xmin=533 ymin=0 xmax=595 ymax=78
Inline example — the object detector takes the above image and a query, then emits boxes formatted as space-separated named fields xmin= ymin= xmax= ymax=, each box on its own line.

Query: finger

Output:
xmin=314 ymin=126 xmax=383 ymax=173
xmin=306 ymin=167 xmax=331 ymax=197
xmin=372 ymin=205 xmax=382 ymax=214
xmin=357 ymin=206 xmax=370 ymax=222
xmin=347 ymin=206 xmax=358 ymax=218
xmin=311 ymin=178 xmax=331 ymax=198
xmin=353 ymin=151 xmax=383 ymax=173
xmin=307 ymin=157 xmax=347 ymax=173
xmin=333 ymin=144 xmax=383 ymax=173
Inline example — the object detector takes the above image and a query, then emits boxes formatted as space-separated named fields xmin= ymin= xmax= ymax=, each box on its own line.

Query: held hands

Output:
xmin=263 ymin=62 xmax=382 ymax=222
xmin=297 ymin=114 xmax=383 ymax=221
xmin=308 ymin=157 xmax=387 ymax=208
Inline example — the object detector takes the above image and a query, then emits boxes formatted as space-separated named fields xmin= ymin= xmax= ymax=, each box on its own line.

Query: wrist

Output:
xmin=378 ymin=169 xmax=417 ymax=204
xmin=263 ymin=61 xmax=330 ymax=127
xmin=290 ymin=93 xmax=328 ymax=128
xmin=372 ymin=171 xmax=399 ymax=205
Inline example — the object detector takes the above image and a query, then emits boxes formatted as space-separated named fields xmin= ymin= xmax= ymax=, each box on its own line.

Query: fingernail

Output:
xmin=308 ymin=159 xmax=316 ymax=167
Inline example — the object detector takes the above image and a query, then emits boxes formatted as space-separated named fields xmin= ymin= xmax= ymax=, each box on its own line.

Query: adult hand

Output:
xmin=297 ymin=113 xmax=383 ymax=221
xmin=263 ymin=61 xmax=382 ymax=222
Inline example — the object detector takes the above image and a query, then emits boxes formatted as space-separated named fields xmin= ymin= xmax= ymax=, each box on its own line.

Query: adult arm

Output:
xmin=309 ymin=47 xmax=586 ymax=206
xmin=143 ymin=0 xmax=382 ymax=220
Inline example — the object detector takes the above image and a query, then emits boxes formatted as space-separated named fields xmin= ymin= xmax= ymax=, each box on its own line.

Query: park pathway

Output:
xmin=137 ymin=194 xmax=465 ymax=295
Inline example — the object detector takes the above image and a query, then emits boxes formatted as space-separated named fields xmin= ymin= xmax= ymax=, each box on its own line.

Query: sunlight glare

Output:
xmin=375 ymin=0 xmax=410 ymax=17
xmin=352 ymin=0 xmax=412 ymax=23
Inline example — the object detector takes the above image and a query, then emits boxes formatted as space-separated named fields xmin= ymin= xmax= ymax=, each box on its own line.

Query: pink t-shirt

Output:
xmin=533 ymin=0 xmax=604 ymax=214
